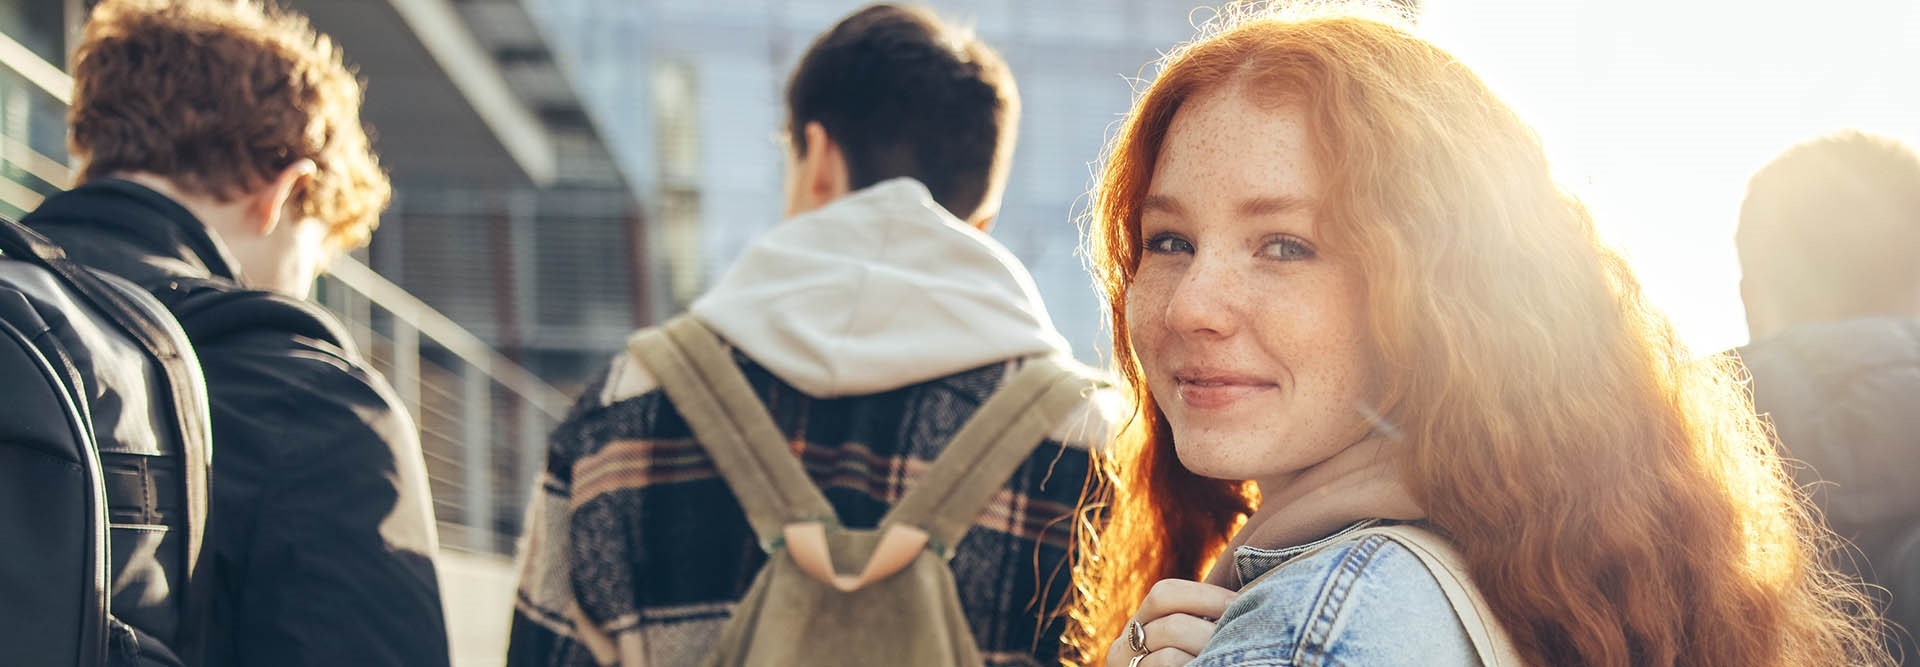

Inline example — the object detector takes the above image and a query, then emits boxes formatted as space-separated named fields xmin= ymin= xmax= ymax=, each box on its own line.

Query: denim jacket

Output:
xmin=1191 ymin=521 xmax=1481 ymax=666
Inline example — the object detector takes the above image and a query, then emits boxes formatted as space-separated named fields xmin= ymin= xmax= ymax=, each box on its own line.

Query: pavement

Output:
xmin=439 ymin=549 xmax=517 ymax=667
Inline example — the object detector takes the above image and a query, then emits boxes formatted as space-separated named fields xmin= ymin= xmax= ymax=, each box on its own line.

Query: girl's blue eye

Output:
xmin=1144 ymin=233 xmax=1193 ymax=254
xmin=1261 ymin=237 xmax=1315 ymax=261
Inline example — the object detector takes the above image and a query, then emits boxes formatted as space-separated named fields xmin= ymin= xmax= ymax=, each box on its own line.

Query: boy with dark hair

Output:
xmin=1734 ymin=130 xmax=1920 ymax=661
xmin=508 ymin=5 xmax=1111 ymax=666
xmin=782 ymin=3 xmax=1018 ymax=227
xmin=23 ymin=1 xmax=449 ymax=665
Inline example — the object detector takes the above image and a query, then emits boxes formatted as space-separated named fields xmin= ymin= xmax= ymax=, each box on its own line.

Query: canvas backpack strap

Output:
xmin=1364 ymin=526 xmax=1524 ymax=666
xmin=627 ymin=315 xmax=838 ymax=550
xmin=882 ymin=356 xmax=1092 ymax=557
xmin=1257 ymin=524 xmax=1525 ymax=666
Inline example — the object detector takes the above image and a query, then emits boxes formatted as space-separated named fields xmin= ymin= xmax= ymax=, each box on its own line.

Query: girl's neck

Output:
xmin=1203 ymin=436 xmax=1424 ymax=586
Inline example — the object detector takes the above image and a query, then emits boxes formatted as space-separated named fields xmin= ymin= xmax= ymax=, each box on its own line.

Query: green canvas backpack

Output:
xmin=628 ymin=316 xmax=1094 ymax=667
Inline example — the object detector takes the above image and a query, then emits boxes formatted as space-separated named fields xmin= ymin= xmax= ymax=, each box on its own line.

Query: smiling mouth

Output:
xmin=1172 ymin=374 xmax=1278 ymax=410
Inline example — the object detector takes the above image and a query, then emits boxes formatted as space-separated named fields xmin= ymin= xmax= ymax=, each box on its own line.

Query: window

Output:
xmin=0 ymin=0 xmax=74 ymax=217
xmin=652 ymin=59 xmax=704 ymax=309
xmin=0 ymin=0 xmax=67 ymax=65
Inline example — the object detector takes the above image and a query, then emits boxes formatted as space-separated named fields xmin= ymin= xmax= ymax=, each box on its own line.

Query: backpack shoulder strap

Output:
xmin=2 ymin=218 xmax=212 ymax=658
xmin=626 ymin=315 xmax=838 ymax=550
xmin=880 ymin=355 xmax=1093 ymax=556
xmin=148 ymin=278 xmax=356 ymax=354
xmin=1265 ymin=524 xmax=1525 ymax=666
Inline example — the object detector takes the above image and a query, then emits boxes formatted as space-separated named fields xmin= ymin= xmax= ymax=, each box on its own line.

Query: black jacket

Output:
xmin=25 ymin=180 xmax=451 ymax=667
xmin=1738 ymin=317 xmax=1920 ymax=661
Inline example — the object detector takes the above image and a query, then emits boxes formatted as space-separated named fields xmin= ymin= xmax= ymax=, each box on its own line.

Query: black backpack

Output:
xmin=0 ymin=216 xmax=211 ymax=667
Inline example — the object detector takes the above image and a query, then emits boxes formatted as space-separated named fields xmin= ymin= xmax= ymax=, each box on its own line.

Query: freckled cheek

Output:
xmin=1254 ymin=280 xmax=1373 ymax=391
xmin=1310 ymin=288 xmax=1378 ymax=408
xmin=1334 ymin=280 xmax=1377 ymax=393
xmin=1124 ymin=275 xmax=1181 ymax=399
xmin=1123 ymin=273 xmax=1173 ymax=342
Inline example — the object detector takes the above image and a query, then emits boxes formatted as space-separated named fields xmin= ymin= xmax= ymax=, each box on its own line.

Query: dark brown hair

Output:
xmin=784 ymin=3 xmax=1019 ymax=222
xmin=69 ymin=0 xmax=390 ymax=250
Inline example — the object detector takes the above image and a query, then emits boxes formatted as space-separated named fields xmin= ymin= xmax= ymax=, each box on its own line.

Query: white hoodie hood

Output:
xmin=689 ymin=178 xmax=1073 ymax=398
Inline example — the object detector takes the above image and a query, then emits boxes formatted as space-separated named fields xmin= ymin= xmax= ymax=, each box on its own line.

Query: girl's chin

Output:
xmin=1171 ymin=445 xmax=1267 ymax=483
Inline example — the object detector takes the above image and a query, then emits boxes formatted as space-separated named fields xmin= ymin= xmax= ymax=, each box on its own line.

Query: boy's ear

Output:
xmin=247 ymin=159 xmax=317 ymax=235
xmin=799 ymin=122 xmax=850 ymax=206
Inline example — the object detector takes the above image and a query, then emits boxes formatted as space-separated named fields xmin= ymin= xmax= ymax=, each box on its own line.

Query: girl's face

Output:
xmin=1126 ymin=86 xmax=1376 ymax=487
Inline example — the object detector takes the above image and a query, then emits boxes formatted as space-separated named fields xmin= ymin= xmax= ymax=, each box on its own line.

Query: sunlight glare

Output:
xmin=1419 ymin=0 xmax=1920 ymax=353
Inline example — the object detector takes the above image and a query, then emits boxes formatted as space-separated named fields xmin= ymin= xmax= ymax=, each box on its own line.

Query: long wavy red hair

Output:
xmin=1065 ymin=4 xmax=1889 ymax=666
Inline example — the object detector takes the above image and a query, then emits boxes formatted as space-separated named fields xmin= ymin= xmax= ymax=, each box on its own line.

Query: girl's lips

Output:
xmin=1174 ymin=374 xmax=1278 ymax=410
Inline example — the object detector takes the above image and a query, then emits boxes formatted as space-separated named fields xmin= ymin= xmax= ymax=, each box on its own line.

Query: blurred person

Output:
xmin=507 ymin=4 xmax=1112 ymax=666
xmin=22 ymin=1 xmax=450 ymax=665
xmin=1064 ymin=4 xmax=1892 ymax=666
xmin=1735 ymin=130 xmax=1920 ymax=662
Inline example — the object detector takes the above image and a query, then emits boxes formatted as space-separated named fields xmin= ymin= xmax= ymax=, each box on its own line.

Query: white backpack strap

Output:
xmin=1342 ymin=525 xmax=1524 ymax=666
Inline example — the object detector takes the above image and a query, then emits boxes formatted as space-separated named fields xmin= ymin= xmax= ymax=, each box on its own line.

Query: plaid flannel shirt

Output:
xmin=507 ymin=348 xmax=1107 ymax=667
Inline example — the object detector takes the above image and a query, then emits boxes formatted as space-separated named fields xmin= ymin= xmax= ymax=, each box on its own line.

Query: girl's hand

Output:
xmin=1105 ymin=578 xmax=1239 ymax=666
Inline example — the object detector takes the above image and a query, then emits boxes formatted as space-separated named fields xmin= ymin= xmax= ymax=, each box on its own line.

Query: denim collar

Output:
xmin=1231 ymin=518 xmax=1384 ymax=589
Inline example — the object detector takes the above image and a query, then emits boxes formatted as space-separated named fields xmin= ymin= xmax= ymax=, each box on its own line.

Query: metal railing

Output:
xmin=318 ymin=260 xmax=570 ymax=554
xmin=2 ymin=44 xmax=565 ymax=555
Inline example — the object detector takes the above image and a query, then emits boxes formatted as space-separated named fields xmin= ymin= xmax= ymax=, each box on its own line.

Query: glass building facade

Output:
xmin=528 ymin=0 xmax=1226 ymax=364
xmin=0 ymin=0 xmax=79 ymax=219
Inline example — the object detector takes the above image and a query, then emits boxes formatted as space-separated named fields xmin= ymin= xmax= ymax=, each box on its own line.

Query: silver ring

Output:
xmin=1128 ymin=654 xmax=1146 ymax=667
xmin=1125 ymin=619 xmax=1148 ymax=655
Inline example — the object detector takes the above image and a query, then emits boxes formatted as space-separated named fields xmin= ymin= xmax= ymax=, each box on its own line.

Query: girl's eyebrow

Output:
xmin=1140 ymin=193 xmax=1316 ymax=218
xmin=1238 ymin=194 xmax=1315 ymax=217
xmin=1141 ymin=193 xmax=1185 ymax=217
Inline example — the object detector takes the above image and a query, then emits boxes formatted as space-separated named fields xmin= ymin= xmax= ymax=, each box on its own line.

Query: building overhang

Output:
xmin=292 ymin=0 xmax=621 ymax=189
